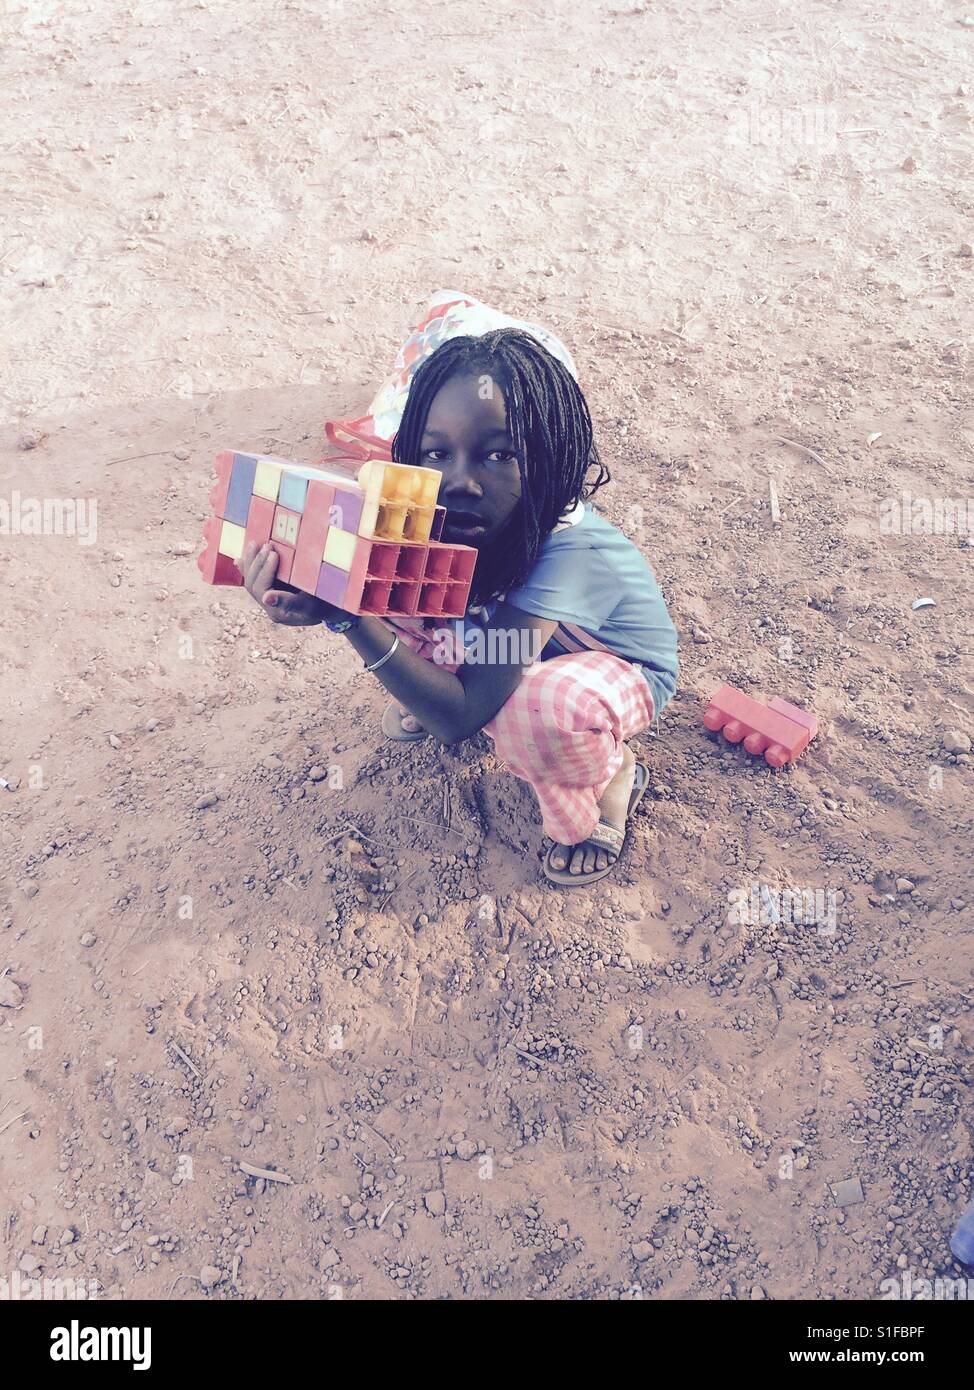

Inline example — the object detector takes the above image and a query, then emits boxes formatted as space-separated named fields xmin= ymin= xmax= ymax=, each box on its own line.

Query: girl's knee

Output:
xmin=491 ymin=657 xmax=606 ymax=748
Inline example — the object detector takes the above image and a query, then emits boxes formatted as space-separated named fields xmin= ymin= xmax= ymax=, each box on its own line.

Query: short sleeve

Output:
xmin=505 ymin=540 xmax=618 ymax=628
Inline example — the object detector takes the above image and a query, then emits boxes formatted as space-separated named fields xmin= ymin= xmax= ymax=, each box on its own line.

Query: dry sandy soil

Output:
xmin=1 ymin=0 xmax=972 ymax=1302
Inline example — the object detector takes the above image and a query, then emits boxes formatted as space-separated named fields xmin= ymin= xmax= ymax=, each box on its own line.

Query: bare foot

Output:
xmin=547 ymin=744 xmax=637 ymax=877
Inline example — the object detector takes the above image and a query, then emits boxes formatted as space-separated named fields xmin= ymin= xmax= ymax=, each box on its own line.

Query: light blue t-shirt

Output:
xmin=464 ymin=505 xmax=679 ymax=718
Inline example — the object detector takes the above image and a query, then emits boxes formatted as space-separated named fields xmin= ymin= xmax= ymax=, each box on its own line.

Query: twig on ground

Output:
xmin=345 ymin=820 xmax=379 ymax=844
xmin=108 ymin=451 xmax=173 ymax=467
xmin=773 ymin=435 xmax=829 ymax=468
xmin=769 ymin=478 xmax=781 ymax=523
xmin=379 ymin=867 xmax=420 ymax=912
xmin=169 ymin=1040 xmax=202 ymax=1079
xmin=320 ymin=821 xmax=379 ymax=848
xmin=404 ymin=813 xmax=467 ymax=835
xmin=239 ymin=1161 xmax=294 ymax=1184
xmin=510 ymin=1044 xmax=547 ymax=1068
xmin=355 ymin=1115 xmax=396 ymax=1155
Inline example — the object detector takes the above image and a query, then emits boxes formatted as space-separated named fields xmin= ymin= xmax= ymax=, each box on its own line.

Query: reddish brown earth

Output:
xmin=1 ymin=0 xmax=971 ymax=1301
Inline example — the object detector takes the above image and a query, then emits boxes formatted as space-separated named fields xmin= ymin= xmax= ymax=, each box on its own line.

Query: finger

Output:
xmin=238 ymin=540 xmax=264 ymax=587
xmin=262 ymin=588 xmax=316 ymax=624
xmin=247 ymin=543 xmax=280 ymax=600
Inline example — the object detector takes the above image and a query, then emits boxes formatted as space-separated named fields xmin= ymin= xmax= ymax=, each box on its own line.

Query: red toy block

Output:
xmin=269 ymin=541 xmax=295 ymax=585
xmin=768 ymin=696 xmax=819 ymax=739
xmin=423 ymin=542 xmax=454 ymax=582
xmin=198 ymin=451 xmax=477 ymax=620
xmin=208 ymin=450 xmax=235 ymax=517
xmin=244 ymin=494 xmax=276 ymax=549
xmin=289 ymin=480 xmax=336 ymax=593
xmin=197 ymin=515 xmax=243 ymax=586
xmin=344 ymin=538 xmax=399 ymax=611
xmin=703 ymin=683 xmax=815 ymax=768
xmin=395 ymin=542 xmax=427 ymax=582
xmin=197 ymin=547 xmax=243 ymax=585
xmin=415 ymin=581 xmax=467 ymax=618
xmin=359 ymin=580 xmax=392 ymax=614
xmin=388 ymin=580 xmax=421 ymax=616
xmin=303 ymin=478 xmax=338 ymax=531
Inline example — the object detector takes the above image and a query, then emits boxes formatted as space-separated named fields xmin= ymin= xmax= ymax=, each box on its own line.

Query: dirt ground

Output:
xmin=1 ymin=0 xmax=972 ymax=1302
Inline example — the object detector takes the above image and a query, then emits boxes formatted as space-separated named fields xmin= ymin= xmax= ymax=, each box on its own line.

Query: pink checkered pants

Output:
xmin=385 ymin=620 xmax=655 ymax=845
xmin=483 ymin=650 xmax=655 ymax=843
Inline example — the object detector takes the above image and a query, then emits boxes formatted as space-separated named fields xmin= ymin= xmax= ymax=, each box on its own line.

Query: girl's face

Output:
xmin=419 ymin=372 xmax=522 ymax=547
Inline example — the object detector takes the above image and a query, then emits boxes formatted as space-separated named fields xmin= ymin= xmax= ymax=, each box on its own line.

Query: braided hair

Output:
xmin=391 ymin=327 xmax=610 ymax=607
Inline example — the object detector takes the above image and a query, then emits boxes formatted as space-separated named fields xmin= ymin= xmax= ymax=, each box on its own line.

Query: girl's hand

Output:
xmin=238 ymin=541 xmax=347 ymax=627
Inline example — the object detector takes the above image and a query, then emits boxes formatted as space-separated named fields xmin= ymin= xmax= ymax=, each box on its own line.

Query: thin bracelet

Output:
xmin=364 ymin=633 xmax=399 ymax=674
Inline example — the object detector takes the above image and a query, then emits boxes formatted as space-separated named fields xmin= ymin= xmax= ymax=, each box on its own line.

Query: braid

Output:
xmin=391 ymin=328 xmax=609 ymax=605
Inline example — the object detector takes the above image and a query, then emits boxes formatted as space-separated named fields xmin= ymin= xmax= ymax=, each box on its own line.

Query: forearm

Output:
xmin=342 ymin=618 xmax=469 ymax=743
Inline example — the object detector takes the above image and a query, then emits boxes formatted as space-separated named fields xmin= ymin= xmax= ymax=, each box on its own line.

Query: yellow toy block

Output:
xmin=403 ymin=505 xmax=435 ymax=544
xmin=323 ymin=526 xmax=357 ymax=570
xmin=375 ymin=502 xmax=409 ymax=542
xmin=273 ymin=510 xmax=300 ymax=546
xmin=359 ymin=460 xmax=440 ymax=509
xmin=253 ymin=459 xmax=284 ymax=502
xmin=358 ymin=497 xmax=380 ymax=539
xmin=218 ymin=520 xmax=246 ymax=559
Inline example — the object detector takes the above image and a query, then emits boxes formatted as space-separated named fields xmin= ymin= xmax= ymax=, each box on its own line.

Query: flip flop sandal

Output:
xmin=381 ymin=702 xmax=430 ymax=742
xmin=543 ymin=760 xmax=650 ymax=887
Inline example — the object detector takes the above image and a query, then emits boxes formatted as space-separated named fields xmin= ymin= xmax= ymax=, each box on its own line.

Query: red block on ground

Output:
xmin=768 ymin=695 xmax=819 ymax=739
xmin=703 ymin=683 xmax=814 ymax=767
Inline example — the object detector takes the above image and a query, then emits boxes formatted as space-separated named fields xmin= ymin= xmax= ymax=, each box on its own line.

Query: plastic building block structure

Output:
xmin=197 ymin=451 xmax=477 ymax=620
xmin=703 ymin=684 xmax=819 ymax=768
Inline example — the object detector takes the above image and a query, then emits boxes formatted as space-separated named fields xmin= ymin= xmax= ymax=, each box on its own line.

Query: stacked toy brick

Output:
xmin=197 ymin=452 xmax=477 ymax=619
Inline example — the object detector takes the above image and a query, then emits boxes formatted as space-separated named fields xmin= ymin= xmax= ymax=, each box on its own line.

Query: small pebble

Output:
xmin=424 ymin=1190 xmax=446 ymax=1216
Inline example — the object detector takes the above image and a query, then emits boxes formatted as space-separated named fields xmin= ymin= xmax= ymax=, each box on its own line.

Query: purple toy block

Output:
xmin=315 ymin=561 xmax=348 ymax=606
xmin=332 ymin=488 xmax=364 ymax=534
xmin=224 ymin=452 xmax=259 ymax=526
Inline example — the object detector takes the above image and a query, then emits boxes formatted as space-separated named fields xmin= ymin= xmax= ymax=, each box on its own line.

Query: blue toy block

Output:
xmin=224 ymin=452 xmax=259 ymax=526
xmin=278 ymin=467 xmax=321 ymax=515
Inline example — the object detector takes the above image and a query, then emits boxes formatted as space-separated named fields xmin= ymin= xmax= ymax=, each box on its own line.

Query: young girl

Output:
xmin=238 ymin=327 xmax=678 ymax=886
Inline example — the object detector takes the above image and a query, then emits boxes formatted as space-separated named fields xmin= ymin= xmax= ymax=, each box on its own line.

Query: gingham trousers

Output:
xmin=385 ymin=619 xmax=655 ymax=845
